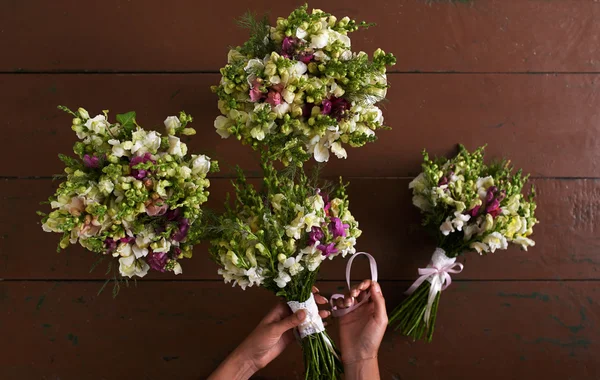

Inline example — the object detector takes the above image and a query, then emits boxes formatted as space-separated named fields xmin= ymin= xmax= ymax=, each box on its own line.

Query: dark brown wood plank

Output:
xmin=4 ymin=178 xmax=598 ymax=280
xmin=2 ymin=74 xmax=600 ymax=178
xmin=1 ymin=281 xmax=597 ymax=379
xmin=3 ymin=1 xmax=600 ymax=72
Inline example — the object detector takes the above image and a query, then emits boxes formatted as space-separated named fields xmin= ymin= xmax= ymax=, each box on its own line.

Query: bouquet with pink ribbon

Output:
xmin=209 ymin=160 xmax=361 ymax=379
xmin=388 ymin=145 xmax=538 ymax=341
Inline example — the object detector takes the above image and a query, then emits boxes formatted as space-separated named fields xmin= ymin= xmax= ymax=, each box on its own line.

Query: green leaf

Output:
xmin=116 ymin=111 xmax=136 ymax=127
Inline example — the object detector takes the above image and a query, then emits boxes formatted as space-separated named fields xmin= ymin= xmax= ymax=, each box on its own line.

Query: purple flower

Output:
xmin=486 ymin=199 xmax=502 ymax=218
xmin=302 ymin=103 xmax=314 ymax=118
xmin=130 ymin=152 xmax=155 ymax=180
xmin=297 ymin=52 xmax=314 ymax=64
xmin=249 ymin=80 xmax=264 ymax=102
xmin=308 ymin=227 xmax=324 ymax=246
xmin=317 ymin=243 xmax=338 ymax=257
xmin=120 ymin=236 xmax=135 ymax=244
xmin=468 ymin=205 xmax=481 ymax=217
xmin=104 ymin=238 xmax=117 ymax=254
xmin=83 ymin=154 xmax=100 ymax=169
xmin=321 ymin=97 xmax=351 ymax=121
xmin=329 ymin=217 xmax=349 ymax=238
xmin=282 ymin=37 xmax=296 ymax=58
xmin=147 ymin=251 xmax=168 ymax=272
xmin=438 ymin=176 xmax=449 ymax=186
xmin=165 ymin=208 xmax=182 ymax=222
xmin=172 ymin=218 xmax=190 ymax=242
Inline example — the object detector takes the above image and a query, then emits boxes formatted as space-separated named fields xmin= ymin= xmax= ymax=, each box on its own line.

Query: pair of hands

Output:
xmin=208 ymin=280 xmax=387 ymax=379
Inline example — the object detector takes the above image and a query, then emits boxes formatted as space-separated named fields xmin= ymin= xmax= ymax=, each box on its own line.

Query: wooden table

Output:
xmin=1 ymin=1 xmax=599 ymax=379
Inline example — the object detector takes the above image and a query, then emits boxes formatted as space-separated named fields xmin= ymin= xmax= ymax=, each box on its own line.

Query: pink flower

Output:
xmin=267 ymin=91 xmax=282 ymax=106
xmin=146 ymin=198 xmax=169 ymax=216
xmin=83 ymin=154 xmax=100 ymax=168
xmin=249 ymin=79 xmax=265 ymax=102
xmin=468 ymin=205 xmax=481 ymax=217
xmin=66 ymin=197 xmax=85 ymax=216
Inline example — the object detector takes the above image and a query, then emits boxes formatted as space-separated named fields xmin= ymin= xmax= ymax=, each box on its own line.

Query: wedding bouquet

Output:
xmin=39 ymin=106 xmax=218 ymax=282
xmin=210 ymin=161 xmax=361 ymax=378
xmin=212 ymin=5 xmax=396 ymax=164
xmin=389 ymin=145 xmax=538 ymax=341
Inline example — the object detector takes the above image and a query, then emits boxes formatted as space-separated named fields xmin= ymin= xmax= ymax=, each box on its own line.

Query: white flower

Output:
xmin=273 ymin=103 xmax=290 ymax=118
xmin=513 ymin=236 xmax=535 ymax=251
xmin=108 ymin=139 xmax=133 ymax=157
xmin=331 ymin=142 xmax=347 ymax=159
xmin=301 ymin=245 xmax=324 ymax=271
xmin=470 ymin=242 xmax=489 ymax=255
xmin=113 ymin=242 xmax=132 ymax=258
xmin=296 ymin=27 xmax=308 ymax=39
xmin=330 ymin=82 xmax=345 ymax=98
xmin=85 ymin=114 xmax=109 ymax=135
xmin=303 ymin=212 xmax=322 ymax=232
xmin=250 ymin=126 xmax=266 ymax=140
xmin=340 ymin=50 xmax=352 ymax=61
xmin=152 ymin=237 xmax=171 ymax=253
xmin=483 ymin=232 xmax=508 ymax=253
xmin=440 ymin=219 xmax=455 ymax=236
xmin=336 ymin=236 xmax=357 ymax=257
xmin=282 ymin=88 xmax=295 ymax=104
xmin=331 ymin=31 xmax=351 ymax=47
xmin=167 ymin=136 xmax=187 ymax=157
xmin=164 ymin=116 xmax=181 ymax=135
xmin=275 ymin=271 xmax=292 ymax=288
xmin=282 ymin=254 xmax=304 ymax=276
xmin=172 ymin=262 xmax=183 ymax=275
xmin=77 ymin=107 xmax=90 ymax=120
xmin=214 ymin=115 xmax=231 ymax=138
xmin=307 ymin=194 xmax=325 ymax=213
xmin=244 ymin=58 xmax=265 ymax=85
xmin=191 ymin=155 xmax=211 ymax=176
xmin=271 ymin=193 xmax=286 ymax=212
xmin=131 ymin=129 xmax=161 ymax=156
xmin=313 ymin=51 xmax=328 ymax=61
xmin=463 ymin=223 xmax=480 ymax=241
xmin=132 ymin=244 xmax=148 ymax=259
xmin=285 ymin=211 xmax=305 ymax=239
xmin=312 ymin=137 xmax=330 ymax=162
xmin=503 ymin=194 xmax=521 ymax=215
xmin=291 ymin=61 xmax=308 ymax=77
xmin=119 ymin=256 xmax=149 ymax=278
xmin=310 ymin=30 xmax=330 ymax=49
xmin=98 ymin=178 xmax=114 ymax=195
xmin=451 ymin=212 xmax=471 ymax=232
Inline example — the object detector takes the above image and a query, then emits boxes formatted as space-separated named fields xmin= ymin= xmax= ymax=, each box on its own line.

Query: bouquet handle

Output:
xmin=330 ymin=252 xmax=379 ymax=317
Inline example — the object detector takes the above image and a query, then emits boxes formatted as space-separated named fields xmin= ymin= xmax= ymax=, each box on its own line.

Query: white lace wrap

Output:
xmin=287 ymin=293 xmax=325 ymax=339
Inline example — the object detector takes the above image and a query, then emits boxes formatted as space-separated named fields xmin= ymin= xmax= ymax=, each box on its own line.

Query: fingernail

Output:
xmin=373 ymin=281 xmax=381 ymax=293
xmin=296 ymin=310 xmax=306 ymax=321
xmin=323 ymin=310 xmax=331 ymax=317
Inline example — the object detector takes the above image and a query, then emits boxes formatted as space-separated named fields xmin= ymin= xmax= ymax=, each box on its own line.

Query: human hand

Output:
xmin=208 ymin=287 xmax=329 ymax=380
xmin=334 ymin=280 xmax=387 ymax=366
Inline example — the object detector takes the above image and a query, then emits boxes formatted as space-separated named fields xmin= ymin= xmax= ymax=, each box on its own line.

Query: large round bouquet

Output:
xmin=212 ymin=5 xmax=396 ymax=164
xmin=389 ymin=145 xmax=538 ymax=341
xmin=210 ymin=161 xmax=361 ymax=379
xmin=40 ymin=106 xmax=218 ymax=281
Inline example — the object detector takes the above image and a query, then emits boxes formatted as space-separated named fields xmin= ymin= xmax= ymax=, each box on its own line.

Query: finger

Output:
xmin=312 ymin=286 xmax=320 ymax=294
xmin=370 ymin=281 xmax=388 ymax=324
xmin=344 ymin=295 xmax=355 ymax=308
xmin=356 ymin=289 xmax=369 ymax=303
xmin=314 ymin=293 xmax=328 ymax=305
xmin=335 ymin=297 xmax=345 ymax=309
xmin=319 ymin=310 xmax=331 ymax=319
xmin=271 ymin=309 xmax=306 ymax=336
xmin=261 ymin=302 xmax=291 ymax=324
xmin=350 ymin=279 xmax=371 ymax=298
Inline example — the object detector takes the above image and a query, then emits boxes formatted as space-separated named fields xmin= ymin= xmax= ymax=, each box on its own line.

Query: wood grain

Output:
xmin=3 ymin=1 xmax=600 ymax=73
xmin=1 ymin=281 xmax=597 ymax=380
xmin=5 ymin=178 xmax=598 ymax=281
xmin=3 ymin=74 xmax=600 ymax=178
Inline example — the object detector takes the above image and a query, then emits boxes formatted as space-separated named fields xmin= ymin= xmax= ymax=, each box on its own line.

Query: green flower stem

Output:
xmin=300 ymin=332 xmax=342 ymax=379
xmin=388 ymin=282 xmax=441 ymax=342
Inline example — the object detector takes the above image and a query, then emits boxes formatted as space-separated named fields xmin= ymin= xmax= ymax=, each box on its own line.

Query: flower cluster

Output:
xmin=212 ymin=5 xmax=396 ymax=164
xmin=409 ymin=145 xmax=538 ymax=256
xmin=209 ymin=162 xmax=361 ymax=297
xmin=40 ymin=106 xmax=218 ymax=278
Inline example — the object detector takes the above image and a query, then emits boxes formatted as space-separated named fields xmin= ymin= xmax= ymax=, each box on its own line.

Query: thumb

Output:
xmin=272 ymin=309 xmax=306 ymax=336
xmin=370 ymin=281 xmax=388 ymax=324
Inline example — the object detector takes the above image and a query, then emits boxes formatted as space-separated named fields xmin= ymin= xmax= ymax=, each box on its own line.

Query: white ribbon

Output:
xmin=287 ymin=293 xmax=339 ymax=360
xmin=330 ymin=252 xmax=378 ymax=317
xmin=405 ymin=248 xmax=464 ymax=326
xmin=287 ymin=293 xmax=326 ymax=339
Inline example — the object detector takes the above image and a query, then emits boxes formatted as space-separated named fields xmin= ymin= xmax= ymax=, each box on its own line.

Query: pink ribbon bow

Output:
xmin=405 ymin=248 xmax=464 ymax=325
